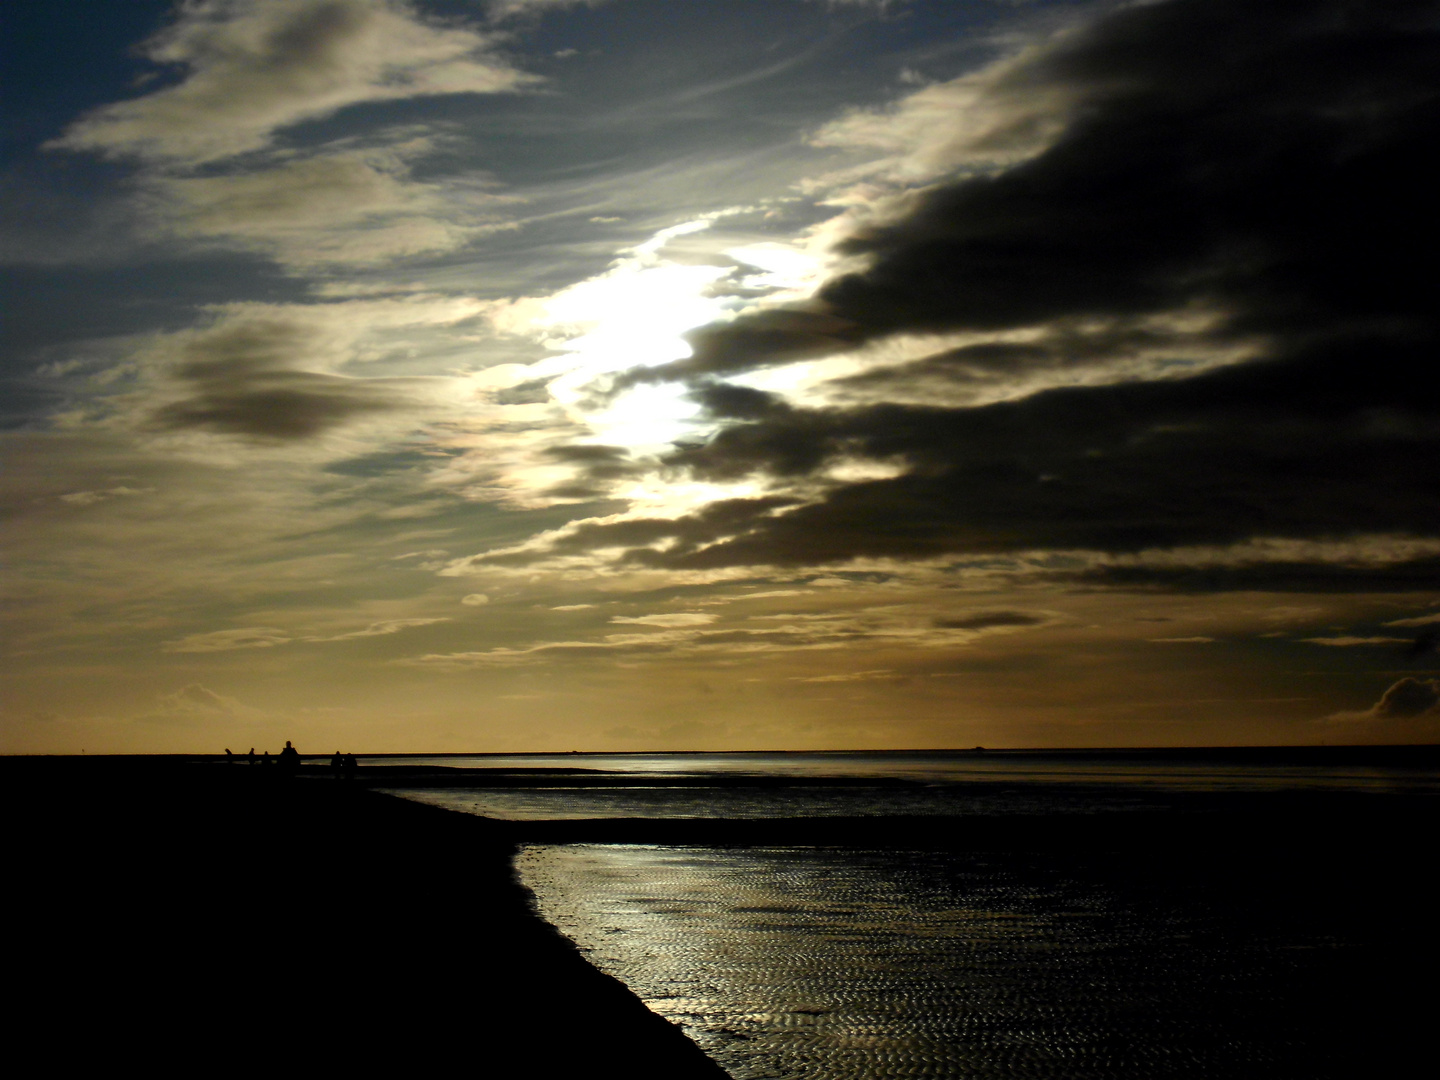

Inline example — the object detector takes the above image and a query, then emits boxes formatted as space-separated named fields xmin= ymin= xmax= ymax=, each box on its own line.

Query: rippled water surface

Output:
xmin=376 ymin=752 xmax=1428 ymax=1077
xmin=519 ymin=844 xmax=1349 ymax=1079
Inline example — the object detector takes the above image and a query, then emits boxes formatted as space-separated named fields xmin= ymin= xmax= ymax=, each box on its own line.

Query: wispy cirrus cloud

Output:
xmin=162 ymin=618 xmax=447 ymax=652
xmin=305 ymin=617 xmax=449 ymax=641
xmin=1300 ymin=636 xmax=1410 ymax=648
xmin=610 ymin=612 xmax=717 ymax=628
xmin=163 ymin=627 xmax=292 ymax=653
xmin=58 ymin=486 xmax=155 ymax=506
xmin=48 ymin=0 xmax=532 ymax=166
xmin=1385 ymin=612 xmax=1440 ymax=628
xmin=43 ymin=2 xmax=538 ymax=273
xmin=396 ymin=600 xmax=1056 ymax=668
xmin=140 ymin=140 xmax=518 ymax=269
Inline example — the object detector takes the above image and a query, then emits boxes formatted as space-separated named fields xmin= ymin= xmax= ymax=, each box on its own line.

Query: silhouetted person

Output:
xmin=262 ymin=750 xmax=271 ymax=766
xmin=331 ymin=751 xmax=343 ymax=779
xmin=343 ymin=753 xmax=358 ymax=780
xmin=247 ymin=747 xmax=256 ymax=766
xmin=278 ymin=740 xmax=300 ymax=778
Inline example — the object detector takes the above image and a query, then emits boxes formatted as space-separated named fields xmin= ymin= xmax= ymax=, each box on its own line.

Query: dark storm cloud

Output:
xmin=827 ymin=319 xmax=1200 ymax=401
xmin=668 ymin=310 xmax=866 ymax=381
xmin=659 ymin=0 xmax=1440 ymax=381
xmin=1069 ymin=558 xmax=1440 ymax=594
xmin=606 ymin=339 xmax=1431 ymax=569
xmin=577 ymin=0 xmax=1440 ymax=580
xmin=148 ymin=315 xmax=402 ymax=439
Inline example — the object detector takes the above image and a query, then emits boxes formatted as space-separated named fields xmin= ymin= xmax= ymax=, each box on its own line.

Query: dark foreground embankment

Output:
xmin=3 ymin=757 xmax=727 ymax=1076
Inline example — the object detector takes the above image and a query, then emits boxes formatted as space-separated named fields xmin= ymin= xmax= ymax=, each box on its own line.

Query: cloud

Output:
xmin=610 ymin=612 xmax=717 ymax=628
xmin=792 ymin=669 xmax=897 ymax=683
xmin=1385 ymin=612 xmax=1440 ymax=628
xmin=1300 ymin=636 xmax=1409 ymax=647
xmin=487 ymin=0 xmax=609 ymax=18
xmin=119 ymin=298 xmax=479 ymax=440
xmin=1331 ymin=677 xmax=1440 ymax=723
xmin=143 ymin=142 xmax=510 ymax=269
xmin=397 ymin=601 xmax=1053 ymax=669
xmin=934 ymin=610 xmax=1046 ymax=631
xmin=163 ymin=627 xmax=292 ymax=653
xmin=461 ymin=593 xmax=491 ymax=606
xmin=306 ymin=617 xmax=448 ymax=641
xmin=1370 ymin=678 xmax=1440 ymax=720
xmin=150 ymin=364 xmax=400 ymax=440
xmin=156 ymin=683 xmax=243 ymax=717
xmin=542 ymin=0 xmax=1440 ymax=581
xmin=162 ymin=618 xmax=446 ymax=652
xmin=1147 ymin=637 xmax=1216 ymax=644
xmin=807 ymin=34 xmax=1084 ymax=188
xmin=1068 ymin=552 xmax=1440 ymax=594
xmin=49 ymin=0 xmax=531 ymax=166
xmin=58 ymin=486 xmax=155 ymax=506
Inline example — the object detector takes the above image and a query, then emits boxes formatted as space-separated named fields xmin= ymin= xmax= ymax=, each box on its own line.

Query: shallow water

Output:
xmin=518 ymin=844 xmax=1352 ymax=1079
xmin=378 ymin=752 xmax=1430 ymax=1077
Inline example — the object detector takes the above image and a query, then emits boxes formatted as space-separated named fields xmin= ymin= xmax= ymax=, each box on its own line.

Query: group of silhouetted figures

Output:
xmin=221 ymin=741 xmax=356 ymax=780
xmin=329 ymin=750 xmax=359 ymax=780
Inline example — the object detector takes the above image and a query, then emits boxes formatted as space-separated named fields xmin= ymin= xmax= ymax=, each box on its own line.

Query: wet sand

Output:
xmin=4 ymin=757 xmax=728 ymax=1075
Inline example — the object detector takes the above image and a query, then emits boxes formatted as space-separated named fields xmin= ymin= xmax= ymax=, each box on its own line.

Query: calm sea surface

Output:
xmin=378 ymin=752 xmax=1436 ymax=1078
xmin=371 ymin=749 xmax=1437 ymax=819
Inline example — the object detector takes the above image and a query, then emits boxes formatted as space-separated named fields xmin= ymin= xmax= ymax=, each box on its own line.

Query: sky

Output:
xmin=3 ymin=0 xmax=1439 ymax=754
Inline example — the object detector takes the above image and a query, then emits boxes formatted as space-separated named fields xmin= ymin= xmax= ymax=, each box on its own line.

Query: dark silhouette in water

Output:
xmin=247 ymin=747 xmax=256 ymax=766
xmin=343 ymin=753 xmax=358 ymax=780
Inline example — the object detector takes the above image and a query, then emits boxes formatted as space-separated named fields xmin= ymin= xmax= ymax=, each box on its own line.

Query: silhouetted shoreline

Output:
xmin=4 ymin=756 xmax=726 ymax=1075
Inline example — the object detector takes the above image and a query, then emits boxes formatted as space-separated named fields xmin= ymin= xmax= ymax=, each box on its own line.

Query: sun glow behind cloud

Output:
xmin=483 ymin=218 xmax=825 ymax=462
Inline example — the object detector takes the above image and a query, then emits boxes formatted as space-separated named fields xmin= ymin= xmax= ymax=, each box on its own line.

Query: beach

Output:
xmin=8 ymin=751 xmax=1437 ymax=1077
xmin=4 ymin=756 xmax=727 ymax=1075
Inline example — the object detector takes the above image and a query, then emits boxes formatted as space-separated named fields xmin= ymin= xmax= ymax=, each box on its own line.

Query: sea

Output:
xmin=371 ymin=750 xmax=1439 ymax=1078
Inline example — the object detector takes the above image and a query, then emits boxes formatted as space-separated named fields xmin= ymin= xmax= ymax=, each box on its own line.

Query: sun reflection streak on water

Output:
xmin=517 ymin=844 xmax=1356 ymax=1080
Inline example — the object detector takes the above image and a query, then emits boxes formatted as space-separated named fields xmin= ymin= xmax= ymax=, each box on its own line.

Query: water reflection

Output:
xmin=520 ymin=844 xmax=1351 ymax=1079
